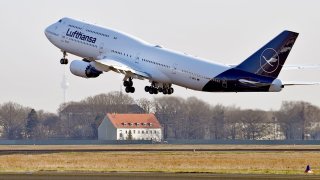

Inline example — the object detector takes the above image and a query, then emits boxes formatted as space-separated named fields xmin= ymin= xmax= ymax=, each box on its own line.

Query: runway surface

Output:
xmin=0 ymin=144 xmax=320 ymax=154
xmin=1 ymin=172 xmax=320 ymax=180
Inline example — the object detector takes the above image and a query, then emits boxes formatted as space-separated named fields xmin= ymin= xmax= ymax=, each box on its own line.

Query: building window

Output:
xmin=146 ymin=131 xmax=148 ymax=134
xmin=142 ymin=131 xmax=144 ymax=134
xmin=138 ymin=130 xmax=140 ymax=134
xmin=133 ymin=130 xmax=135 ymax=134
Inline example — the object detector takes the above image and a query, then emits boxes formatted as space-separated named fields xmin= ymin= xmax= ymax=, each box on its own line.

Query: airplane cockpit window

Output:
xmin=154 ymin=45 xmax=162 ymax=48
xmin=58 ymin=19 xmax=62 ymax=23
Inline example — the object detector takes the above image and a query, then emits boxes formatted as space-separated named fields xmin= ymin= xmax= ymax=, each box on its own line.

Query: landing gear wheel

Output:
xmin=130 ymin=87 xmax=135 ymax=93
xmin=125 ymin=86 xmax=131 ymax=93
xmin=163 ymin=89 xmax=168 ymax=95
xmin=124 ymin=78 xmax=135 ymax=93
xmin=169 ymin=88 xmax=174 ymax=94
xmin=154 ymin=88 xmax=158 ymax=94
xmin=60 ymin=58 xmax=68 ymax=65
xmin=125 ymin=86 xmax=135 ymax=93
xmin=145 ymin=86 xmax=150 ymax=92
xmin=123 ymin=81 xmax=130 ymax=87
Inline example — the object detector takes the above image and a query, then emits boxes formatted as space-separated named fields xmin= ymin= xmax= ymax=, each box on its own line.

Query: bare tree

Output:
xmin=154 ymin=96 xmax=187 ymax=139
xmin=210 ymin=104 xmax=225 ymax=139
xmin=36 ymin=110 xmax=60 ymax=138
xmin=0 ymin=102 xmax=30 ymax=139
xmin=184 ymin=97 xmax=211 ymax=139
xmin=224 ymin=106 xmax=242 ymax=139
xmin=136 ymin=98 xmax=154 ymax=113
xmin=239 ymin=109 xmax=269 ymax=140
xmin=82 ymin=91 xmax=134 ymax=106
xmin=277 ymin=101 xmax=320 ymax=140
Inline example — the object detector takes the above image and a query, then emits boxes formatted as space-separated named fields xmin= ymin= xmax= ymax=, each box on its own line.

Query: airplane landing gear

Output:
xmin=60 ymin=51 xmax=68 ymax=65
xmin=145 ymin=82 xmax=174 ymax=95
xmin=123 ymin=77 xmax=135 ymax=93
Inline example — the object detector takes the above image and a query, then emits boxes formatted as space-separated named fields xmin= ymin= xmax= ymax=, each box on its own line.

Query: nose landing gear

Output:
xmin=60 ymin=51 xmax=68 ymax=65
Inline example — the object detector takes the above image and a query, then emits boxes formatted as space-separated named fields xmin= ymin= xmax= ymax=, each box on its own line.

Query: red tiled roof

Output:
xmin=107 ymin=113 xmax=161 ymax=129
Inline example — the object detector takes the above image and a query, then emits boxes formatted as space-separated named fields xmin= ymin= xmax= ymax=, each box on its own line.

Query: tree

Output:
xmin=82 ymin=91 xmax=135 ymax=106
xmin=184 ymin=97 xmax=211 ymax=139
xmin=154 ymin=96 xmax=187 ymax=139
xmin=26 ymin=109 xmax=39 ymax=139
xmin=239 ymin=110 xmax=269 ymax=140
xmin=0 ymin=102 xmax=29 ymax=139
xmin=40 ymin=112 xmax=60 ymax=137
xmin=276 ymin=101 xmax=320 ymax=140
xmin=210 ymin=104 xmax=225 ymax=139
xmin=224 ymin=106 xmax=242 ymax=139
xmin=137 ymin=98 xmax=153 ymax=113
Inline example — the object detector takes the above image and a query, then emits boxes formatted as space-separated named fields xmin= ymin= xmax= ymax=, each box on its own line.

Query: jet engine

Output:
xmin=268 ymin=79 xmax=283 ymax=92
xmin=70 ymin=60 xmax=102 ymax=78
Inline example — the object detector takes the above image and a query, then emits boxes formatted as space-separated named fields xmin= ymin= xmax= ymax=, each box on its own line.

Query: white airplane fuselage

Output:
xmin=45 ymin=18 xmax=299 ymax=94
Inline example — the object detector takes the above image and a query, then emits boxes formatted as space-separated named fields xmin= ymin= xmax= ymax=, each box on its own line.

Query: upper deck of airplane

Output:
xmin=60 ymin=17 xmax=152 ymax=46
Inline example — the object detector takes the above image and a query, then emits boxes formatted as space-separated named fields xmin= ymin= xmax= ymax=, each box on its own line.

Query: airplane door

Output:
xmin=135 ymin=53 xmax=140 ymax=64
xmin=60 ymin=21 xmax=68 ymax=44
xmin=99 ymin=42 xmax=104 ymax=54
xmin=222 ymin=78 xmax=228 ymax=88
xmin=172 ymin=63 xmax=178 ymax=74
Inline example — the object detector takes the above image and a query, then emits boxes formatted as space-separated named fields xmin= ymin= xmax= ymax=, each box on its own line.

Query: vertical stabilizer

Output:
xmin=236 ymin=31 xmax=299 ymax=78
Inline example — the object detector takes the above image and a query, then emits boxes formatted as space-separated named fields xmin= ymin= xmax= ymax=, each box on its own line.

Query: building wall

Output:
xmin=98 ymin=117 xmax=117 ymax=140
xmin=116 ymin=128 xmax=162 ymax=141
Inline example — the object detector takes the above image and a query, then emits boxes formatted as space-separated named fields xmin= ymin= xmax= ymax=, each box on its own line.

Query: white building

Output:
xmin=98 ymin=113 xmax=162 ymax=141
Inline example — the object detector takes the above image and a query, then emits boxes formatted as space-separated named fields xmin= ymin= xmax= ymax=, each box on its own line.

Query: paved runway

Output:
xmin=1 ymin=148 xmax=320 ymax=155
xmin=0 ymin=173 xmax=319 ymax=180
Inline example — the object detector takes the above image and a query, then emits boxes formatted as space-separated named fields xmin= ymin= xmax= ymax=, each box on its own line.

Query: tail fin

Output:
xmin=236 ymin=30 xmax=299 ymax=78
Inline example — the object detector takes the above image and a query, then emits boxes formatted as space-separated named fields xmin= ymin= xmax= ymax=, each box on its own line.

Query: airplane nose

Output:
xmin=44 ymin=26 xmax=50 ymax=38
xmin=44 ymin=27 xmax=49 ymax=37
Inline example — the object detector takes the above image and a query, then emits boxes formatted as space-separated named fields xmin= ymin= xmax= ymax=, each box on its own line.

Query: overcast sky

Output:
xmin=0 ymin=0 xmax=319 ymax=112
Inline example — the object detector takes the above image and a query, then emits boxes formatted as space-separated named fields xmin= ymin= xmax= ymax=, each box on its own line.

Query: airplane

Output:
xmin=44 ymin=17 xmax=319 ymax=95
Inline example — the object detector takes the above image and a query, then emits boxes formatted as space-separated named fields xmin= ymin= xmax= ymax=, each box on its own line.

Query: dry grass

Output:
xmin=0 ymin=151 xmax=319 ymax=174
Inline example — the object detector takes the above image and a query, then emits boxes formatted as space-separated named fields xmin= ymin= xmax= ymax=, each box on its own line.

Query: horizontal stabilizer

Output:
xmin=282 ymin=64 xmax=320 ymax=70
xmin=283 ymin=81 xmax=320 ymax=86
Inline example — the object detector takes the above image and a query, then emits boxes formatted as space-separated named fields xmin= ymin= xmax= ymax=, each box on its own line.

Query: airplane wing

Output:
xmin=283 ymin=81 xmax=320 ymax=86
xmin=91 ymin=58 xmax=150 ymax=80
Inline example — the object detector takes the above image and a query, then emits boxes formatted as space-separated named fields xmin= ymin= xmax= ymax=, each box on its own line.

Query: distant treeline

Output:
xmin=0 ymin=91 xmax=319 ymax=140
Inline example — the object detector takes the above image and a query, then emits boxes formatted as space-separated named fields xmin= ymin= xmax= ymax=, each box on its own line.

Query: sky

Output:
xmin=0 ymin=0 xmax=319 ymax=113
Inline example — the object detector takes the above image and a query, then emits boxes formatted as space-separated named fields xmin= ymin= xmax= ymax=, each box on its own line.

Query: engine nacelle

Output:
xmin=269 ymin=79 xmax=283 ymax=92
xmin=70 ymin=60 xmax=102 ymax=78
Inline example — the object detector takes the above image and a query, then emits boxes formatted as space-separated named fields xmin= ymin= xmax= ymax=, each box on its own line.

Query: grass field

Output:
xmin=0 ymin=145 xmax=319 ymax=175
